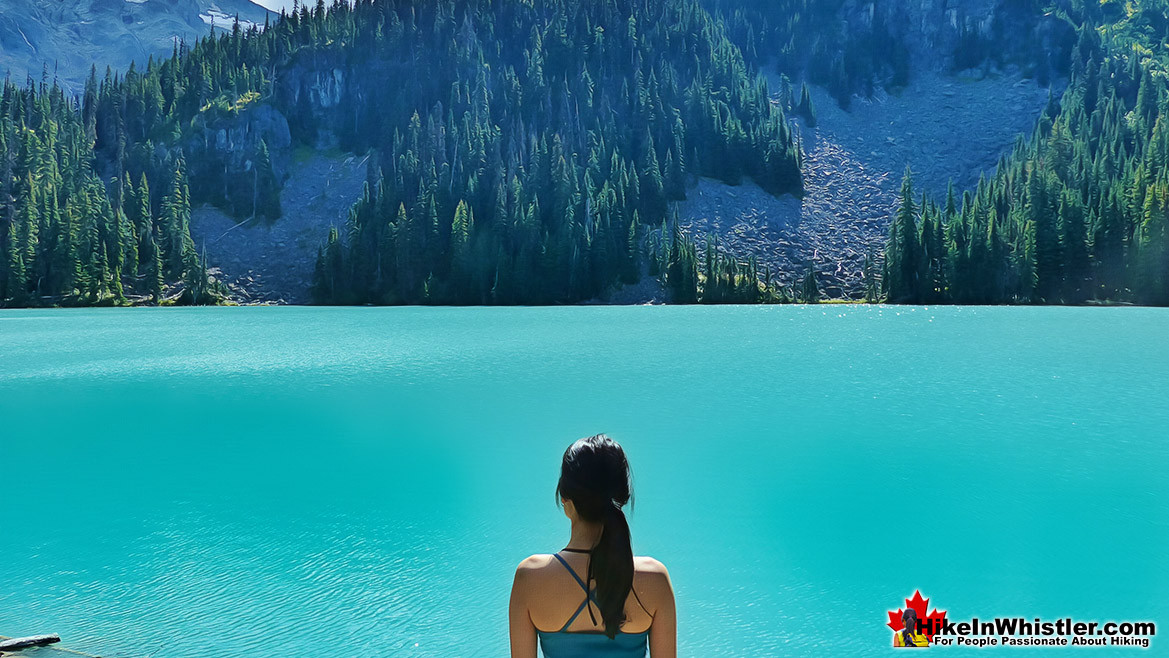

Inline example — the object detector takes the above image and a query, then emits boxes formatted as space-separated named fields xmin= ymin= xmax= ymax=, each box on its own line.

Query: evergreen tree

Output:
xmin=142 ymin=226 xmax=164 ymax=302
xmin=799 ymin=263 xmax=820 ymax=303
xmin=796 ymin=82 xmax=817 ymax=127
xmin=885 ymin=167 xmax=919 ymax=303
xmin=254 ymin=139 xmax=282 ymax=220
xmin=862 ymin=251 xmax=881 ymax=303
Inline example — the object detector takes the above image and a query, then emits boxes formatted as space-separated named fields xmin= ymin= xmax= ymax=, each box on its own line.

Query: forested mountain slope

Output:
xmin=0 ymin=0 xmax=1167 ymax=307
xmin=883 ymin=1 xmax=1169 ymax=305
xmin=0 ymin=0 xmax=802 ymax=307
xmin=304 ymin=0 xmax=803 ymax=304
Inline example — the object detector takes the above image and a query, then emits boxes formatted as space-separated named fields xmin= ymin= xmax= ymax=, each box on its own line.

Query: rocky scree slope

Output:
xmin=190 ymin=150 xmax=367 ymax=304
xmin=676 ymin=69 xmax=1059 ymax=299
xmin=672 ymin=0 xmax=1069 ymax=299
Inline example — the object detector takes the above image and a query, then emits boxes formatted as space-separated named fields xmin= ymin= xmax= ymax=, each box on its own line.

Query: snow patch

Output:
xmin=200 ymin=8 xmax=260 ymax=31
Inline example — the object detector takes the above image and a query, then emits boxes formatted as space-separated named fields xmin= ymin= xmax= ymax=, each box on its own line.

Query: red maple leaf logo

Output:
xmin=887 ymin=590 xmax=947 ymax=643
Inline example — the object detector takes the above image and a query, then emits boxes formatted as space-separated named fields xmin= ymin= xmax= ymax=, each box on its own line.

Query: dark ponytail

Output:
xmin=556 ymin=434 xmax=634 ymax=639
xmin=591 ymin=502 xmax=634 ymax=637
xmin=902 ymin=609 xmax=918 ymax=646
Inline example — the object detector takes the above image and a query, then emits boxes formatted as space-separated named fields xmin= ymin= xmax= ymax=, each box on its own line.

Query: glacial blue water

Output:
xmin=0 ymin=306 xmax=1166 ymax=657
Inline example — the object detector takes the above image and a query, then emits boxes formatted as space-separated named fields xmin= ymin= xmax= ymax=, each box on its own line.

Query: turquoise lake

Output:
xmin=1 ymin=306 xmax=1167 ymax=657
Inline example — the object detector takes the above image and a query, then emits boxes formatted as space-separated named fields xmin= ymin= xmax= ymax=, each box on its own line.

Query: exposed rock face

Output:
xmin=187 ymin=103 xmax=293 ymax=181
xmin=848 ymin=0 xmax=1000 ymax=42
xmin=274 ymin=45 xmax=362 ymax=149
xmin=309 ymin=68 xmax=345 ymax=109
xmin=844 ymin=0 xmax=1067 ymax=74
xmin=0 ymin=0 xmax=272 ymax=93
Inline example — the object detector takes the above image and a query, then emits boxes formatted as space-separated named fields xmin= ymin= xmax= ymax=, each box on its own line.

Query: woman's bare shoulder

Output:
xmin=634 ymin=555 xmax=670 ymax=574
xmin=632 ymin=556 xmax=674 ymax=613
xmin=512 ymin=555 xmax=558 ymax=595
xmin=515 ymin=554 xmax=558 ymax=573
xmin=633 ymin=556 xmax=672 ymax=591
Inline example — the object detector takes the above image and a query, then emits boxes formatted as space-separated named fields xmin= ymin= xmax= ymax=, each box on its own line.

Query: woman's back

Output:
xmin=511 ymin=551 xmax=674 ymax=658
xmin=508 ymin=435 xmax=676 ymax=658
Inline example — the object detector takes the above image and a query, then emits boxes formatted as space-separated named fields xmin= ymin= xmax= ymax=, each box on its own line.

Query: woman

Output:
xmin=509 ymin=435 xmax=676 ymax=658
xmin=894 ymin=608 xmax=929 ymax=647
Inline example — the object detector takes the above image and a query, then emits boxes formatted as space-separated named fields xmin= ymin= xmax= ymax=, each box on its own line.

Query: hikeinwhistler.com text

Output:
xmin=921 ymin=617 xmax=1156 ymax=649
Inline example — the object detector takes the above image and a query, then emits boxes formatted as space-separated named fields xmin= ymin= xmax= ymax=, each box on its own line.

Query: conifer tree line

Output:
xmin=0 ymin=79 xmax=217 ymax=305
xmin=882 ymin=15 xmax=1169 ymax=306
xmin=308 ymin=0 xmax=803 ymax=304
xmin=645 ymin=221 xmax=803 ymax=304
xmin=0 ymin=10 xmax=283 ymax=306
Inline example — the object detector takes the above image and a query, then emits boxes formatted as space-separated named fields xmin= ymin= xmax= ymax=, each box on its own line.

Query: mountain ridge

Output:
xmin=0 ymin=0 xmax=273 ymax=92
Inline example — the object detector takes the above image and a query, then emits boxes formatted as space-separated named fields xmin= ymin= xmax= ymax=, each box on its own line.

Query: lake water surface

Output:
xmin=1 ymin=306 xmax=1166 ymax=656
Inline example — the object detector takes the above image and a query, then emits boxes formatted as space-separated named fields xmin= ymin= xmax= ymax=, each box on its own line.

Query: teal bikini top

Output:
xmin=536 ymin=551 xmax=650 ymax=658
